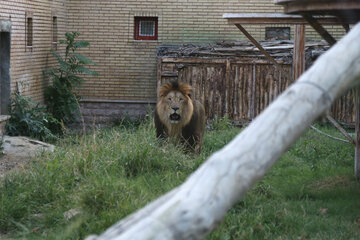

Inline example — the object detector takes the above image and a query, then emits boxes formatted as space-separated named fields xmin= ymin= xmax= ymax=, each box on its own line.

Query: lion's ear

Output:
xmin=187 ymin=89 xmax=195 ymax=99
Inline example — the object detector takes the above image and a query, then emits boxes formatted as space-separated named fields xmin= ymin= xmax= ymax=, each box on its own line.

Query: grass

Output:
xmin=0 ymin=118 xmax=359 ymax=239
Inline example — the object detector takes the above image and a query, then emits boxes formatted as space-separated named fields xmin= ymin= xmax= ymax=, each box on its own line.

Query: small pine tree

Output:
xmin=44 ymin=32 xmax=98 ymax=126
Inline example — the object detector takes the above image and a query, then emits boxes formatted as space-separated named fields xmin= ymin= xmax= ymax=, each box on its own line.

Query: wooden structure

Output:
xmin=223 ymin=13 xmax=346 ymax=80
xmin=157 ymin=41 xmax=299 ymax=122
xmin=157 ymin=40 xmax=354 ymax=123
xmin=275 ymin=0 xmax=360 ymax=45
xmin=275 ymin=0 xmax=360 ymax=180
xmin=222 ymin=13 xmax=356 ymax=124
xmin=224 ymin=4 xmax=360 ymax=179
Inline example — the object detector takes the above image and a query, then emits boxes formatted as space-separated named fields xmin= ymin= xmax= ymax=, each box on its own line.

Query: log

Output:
xmin=86 ymin=23 xmax=360 ymax=240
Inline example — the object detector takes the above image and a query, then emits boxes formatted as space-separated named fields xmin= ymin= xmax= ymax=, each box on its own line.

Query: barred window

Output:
xmin=134 ymin=17 xmax=158 ymax=40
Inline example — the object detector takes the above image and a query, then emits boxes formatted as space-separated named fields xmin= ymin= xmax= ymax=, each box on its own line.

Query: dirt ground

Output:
xmin=0 ymin=154 xmax=31 ymax=177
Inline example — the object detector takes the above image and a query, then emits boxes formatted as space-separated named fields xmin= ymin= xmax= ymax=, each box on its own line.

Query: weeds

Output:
xmin=5 ymin=93 xmax=60 ymax=142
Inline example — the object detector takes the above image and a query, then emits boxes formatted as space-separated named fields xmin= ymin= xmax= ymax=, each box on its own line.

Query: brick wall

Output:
xmin=68 ymin=0 xmax=346 ymax=103
xmin=1 ymin=1 xmax=347 ymax=123
xmin=0 ymin=0 xmax=68 ymax=102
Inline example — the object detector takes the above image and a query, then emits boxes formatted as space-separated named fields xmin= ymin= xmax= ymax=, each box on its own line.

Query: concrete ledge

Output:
xmin=81 ymin=98 xmax=156 ymax=104
xmin=80 ymin=100 xmax=156 ymax=124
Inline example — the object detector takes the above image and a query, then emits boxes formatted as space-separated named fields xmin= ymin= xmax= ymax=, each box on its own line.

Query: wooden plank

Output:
xmin=223 ymin=13 xmax=343 ymax=25
xmin=326 ymin=115 xmax=355 ymax=145
xmin=275 ymin=0 xmax=360 ymax=24
xmin=225 ymin=59 xmax=231 ymax=116
xmin=250 ymin=64 xmax=256 ymax=120
xmin=161 ymin=71 xmax=178 ymax=77
xmin=235 ymin=24 xmax=283 ymax=70
xmin=293 ymin=24 xmax=306 ymax=80
xmin=160 ymin=57 xmax=290 ymax=65
xmin=301 ymin=13 xmax=337 ymax=46
xmin=161 ymin=57 xmax=227 ymax=64
xmin=157 ymin=57 xmax=162 ymax=96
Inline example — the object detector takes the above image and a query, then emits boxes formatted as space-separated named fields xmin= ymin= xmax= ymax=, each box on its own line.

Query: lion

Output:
xmin=154 ymin=80 xmax=206 ymax=152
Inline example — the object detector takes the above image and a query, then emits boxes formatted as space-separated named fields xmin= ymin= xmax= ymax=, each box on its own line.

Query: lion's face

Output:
xmin=157 ymin=89 xmax=194 ymax=130
xmin=164 ymin=90 xmax=191 ymax=124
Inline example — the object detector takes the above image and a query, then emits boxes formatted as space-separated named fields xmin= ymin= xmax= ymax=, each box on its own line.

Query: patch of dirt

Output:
xmin=307 ymin=176 xmax=354 ymax=190
xmin=0 ymin=154 xmax=32 ymax=177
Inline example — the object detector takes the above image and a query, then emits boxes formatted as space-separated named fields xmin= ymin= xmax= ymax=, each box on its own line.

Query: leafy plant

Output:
xmin=44 ymin=32 xmax=98 ymax=124
xmin=5 ymin=93 xmax=60 ymax=142
xmin=209 ymin=115 xmax=232 ymax=131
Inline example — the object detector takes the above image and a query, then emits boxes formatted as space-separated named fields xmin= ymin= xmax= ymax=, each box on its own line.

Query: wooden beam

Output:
xmin=326 ymin=115 xmax=355 ymax=145
xmin=293 ymin=24 xmax=306 ymax=80
xmin=275 ymin=0 xmax=360 ymax=24
xmin=223 ymin=13 xmax=343 ymax=25
xmin=301 ymin=13 xmax=337 ymax=46
xmin=234 ymin=24 xmax=282 ymax=70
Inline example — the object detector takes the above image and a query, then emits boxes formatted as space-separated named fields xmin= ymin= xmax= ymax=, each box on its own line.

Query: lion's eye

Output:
xmin=168 ymin=98 xmax=172 ymax=101
xmin=179 ymin=98 xmax=184 ymax=102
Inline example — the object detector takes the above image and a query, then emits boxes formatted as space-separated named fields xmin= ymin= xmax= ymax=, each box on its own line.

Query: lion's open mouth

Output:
xmin=170 ymin=113 xmax=181 ymax=123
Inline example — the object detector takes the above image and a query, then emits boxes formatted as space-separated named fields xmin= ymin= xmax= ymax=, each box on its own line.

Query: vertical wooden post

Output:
xmin=225 ymin=59 xmax=231 ymax=116
xmin=250 ymin=64 xmax=256 ymax=120
xmin=355 ymin=87 xmax=360 ymax=179
xmin=156 ymin=57 xmax=162 ymax=97
xmin=293 ymin=24 xmax=305 ymax=81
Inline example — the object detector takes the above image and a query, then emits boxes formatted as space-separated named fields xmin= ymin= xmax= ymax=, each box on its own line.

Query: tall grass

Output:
xmin=0 ymin=119 xmax=359 ymax=240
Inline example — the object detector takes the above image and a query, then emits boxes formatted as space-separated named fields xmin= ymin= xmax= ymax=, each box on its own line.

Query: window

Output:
xmin=134 ymin=17 xmax=158 ymax=40
xmin=26 ymin=17 xmax=33 ymax=47
xmin=265 ymin=27 xmax=290 ymax=40
xmin=52 ymin=16 xmax=57 ymax=44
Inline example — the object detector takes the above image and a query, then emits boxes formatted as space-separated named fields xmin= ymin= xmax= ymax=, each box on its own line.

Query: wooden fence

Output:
xmin=157 ymin=56 xmax=355 ymax=124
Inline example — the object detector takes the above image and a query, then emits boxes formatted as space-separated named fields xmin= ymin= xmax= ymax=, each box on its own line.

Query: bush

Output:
xmin=5 ymin=93 xmax=60 ymax=142
xmin=209 ymin=115 xmax=232 ymax=131
xmin=44 ymin=32 xmax=98 ymax=124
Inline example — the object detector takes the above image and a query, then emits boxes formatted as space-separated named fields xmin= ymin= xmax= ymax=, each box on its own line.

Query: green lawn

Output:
xmin=1 ymin=119 xmax=359 ymax=239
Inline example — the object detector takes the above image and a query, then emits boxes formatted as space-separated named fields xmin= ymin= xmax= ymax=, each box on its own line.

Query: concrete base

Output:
xmin=80 ymin=99 xmax=156 ymax=124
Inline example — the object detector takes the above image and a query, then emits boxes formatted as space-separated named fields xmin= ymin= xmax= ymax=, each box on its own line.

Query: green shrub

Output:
xmin=209 ymin=115 xmax=232 ymax=131
xmin=44 ymin=32 xmax=98 ymax=124
xmin=5 ymin=93 xmax=60 ymax=142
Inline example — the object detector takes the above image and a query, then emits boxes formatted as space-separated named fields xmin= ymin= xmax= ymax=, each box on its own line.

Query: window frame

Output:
xmin=25 ymin=11 xmax=34 ymax=50
xmin=52 ymin=16 xmax=58 ymax=44
xmin=134 ymin=17 xmax=158 ymax=41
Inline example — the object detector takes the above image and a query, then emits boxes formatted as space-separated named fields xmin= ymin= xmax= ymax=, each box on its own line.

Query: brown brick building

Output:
xmin=0 ymin=0 xmax=346 ymax=122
